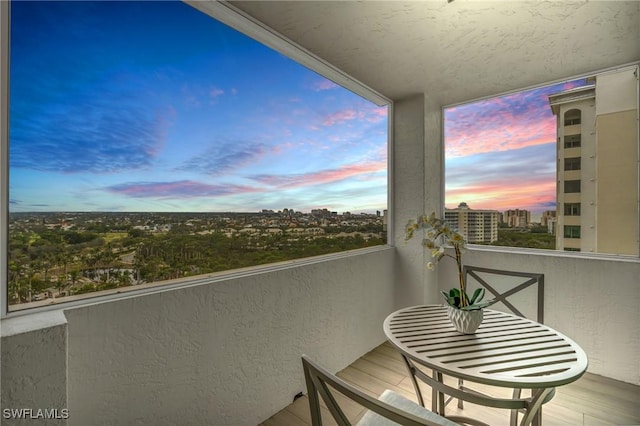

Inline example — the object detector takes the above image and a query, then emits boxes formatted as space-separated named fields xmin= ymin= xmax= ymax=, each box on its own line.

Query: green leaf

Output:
xmin=441 ymin=291 xmax=455 ymax=306
xmin=469 ymin=288 xmax=485 ymax=305
xmin=461 ymin=298 xmax=497 ymax=311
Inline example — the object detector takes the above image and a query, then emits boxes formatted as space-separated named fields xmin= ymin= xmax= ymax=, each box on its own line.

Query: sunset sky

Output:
xmin=9 ymin=1 xmax=387 ymax=214
xmin=445 ymin=79 xmax=587 ymax=219
xmin=9 ymin=1 xmax=587 ymax=218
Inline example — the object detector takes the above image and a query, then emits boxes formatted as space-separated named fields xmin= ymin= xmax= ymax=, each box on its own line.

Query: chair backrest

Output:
xmin=301 ymin=354 xmax=454 ymax=426
xmin=463 ymin=265 xmax=544 ymax=323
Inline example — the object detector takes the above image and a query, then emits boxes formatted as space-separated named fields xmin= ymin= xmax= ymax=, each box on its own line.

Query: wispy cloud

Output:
xmin=105 ymin=180 xmax=259 ymax=199
xmin=322 ymin=105 xmax=388 ymax=127
xmin=366 ymin=107 xmax=388 ymax=123
xmin=444 ymin=80 xmax=589 ymax=215
xmin=9 ymin=1 xmax=390 ymax=213
xmin=10 ymin=102 xmax=171 ymax=173
xmin=323 ymin=109 xmax=359 ymax=126
xmin=445 ymin=81 xmax=586 ymax=159
xmin=250 ymin=160 xmax=386 ymax=189
xmin=311 ymin=79 xmax=339 ymax=92
xmin=446 ymin=143 xmax=556 ymax=213
xmin=178 ymin=140 xmax=271 ymax=176
xmin=181 ymin=84 xmax=226 ymax=107
xmin=447 ymin=180 xmax=556 ymax=212
xmin=209 ymin=87 xmax=224 ymax=99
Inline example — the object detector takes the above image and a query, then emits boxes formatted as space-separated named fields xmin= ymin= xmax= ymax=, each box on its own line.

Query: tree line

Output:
xmin=8 ymin=225 xmax=385 ymax=304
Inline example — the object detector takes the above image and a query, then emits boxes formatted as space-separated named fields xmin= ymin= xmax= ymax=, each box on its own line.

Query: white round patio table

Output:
xmin=383 ymin=305 xmax=588 ymax=426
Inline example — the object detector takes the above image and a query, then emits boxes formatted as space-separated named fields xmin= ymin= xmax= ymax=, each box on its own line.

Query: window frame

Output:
xmin=0 ymin=0 xmax=393 ymax=317
xmin=1 ymin=0 xmax=8 ymax=317
xmin=564 ymin=180 xmax=581 ymax=193
xmin=564 ymin=157 xmax=581 ymax=171
xmin=564 ymin=109 xmax=582 ymax=126
xmin=564 ymin=203 xmax=581 ymax=216
xmin=564 ymin=134 xmax=582 ymax=148
xmin=563 ymin=225 xmax=581 ymax=239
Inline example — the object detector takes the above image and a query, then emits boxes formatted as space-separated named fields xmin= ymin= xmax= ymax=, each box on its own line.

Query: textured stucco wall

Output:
xmin=393 ymin=94 xmax=443 ymax=309
xmin=439 ymin=248 xmax=640 ymax=385
xmin=1 ymin=311 xmax=68 ymax=426
xmin=60 ymin=247 xmax=394 ymax=425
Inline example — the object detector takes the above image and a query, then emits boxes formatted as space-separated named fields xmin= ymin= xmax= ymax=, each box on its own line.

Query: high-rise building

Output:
xmin=549 ymin=65 xmax=639 ymax=255
xmin=503 ymin=209 xmax=531 ymax=228
xmin=541 ymin=210 xmax=556 ymax=235
xmin=445 ymin=202 xmax=499 ymax=243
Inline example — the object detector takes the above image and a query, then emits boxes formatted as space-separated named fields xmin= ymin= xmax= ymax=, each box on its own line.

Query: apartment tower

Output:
xmin=549 ymin=66 xmax=639 ymax=255
xmin=541 ymin=210 xmax=557 ymax=234
xmin=503 ymin=209 xmax=531 ymax=228
xmin=445 ymin=202 xmax=499 ymax=244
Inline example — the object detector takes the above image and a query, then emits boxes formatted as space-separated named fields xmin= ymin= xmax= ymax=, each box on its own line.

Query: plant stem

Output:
xmin=455 ymin=244 xmax=467 ymax=307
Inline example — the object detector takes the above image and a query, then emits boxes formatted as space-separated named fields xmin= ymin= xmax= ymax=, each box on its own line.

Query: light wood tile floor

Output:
xmin=260 ymin=342 xmax=640 ymax=426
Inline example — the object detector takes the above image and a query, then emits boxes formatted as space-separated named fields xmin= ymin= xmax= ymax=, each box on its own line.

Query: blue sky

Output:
xmin=9 ymin=1 xmax=388 ymax=213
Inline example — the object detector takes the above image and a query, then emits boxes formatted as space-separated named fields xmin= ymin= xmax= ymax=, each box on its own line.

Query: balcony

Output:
xmin=262 ymin=342 xmax=640 ymax=426
xmin=2 ymin=245 xmax=639 ymax=425
xmin=1 ymin=1 xmax=639 ymax=425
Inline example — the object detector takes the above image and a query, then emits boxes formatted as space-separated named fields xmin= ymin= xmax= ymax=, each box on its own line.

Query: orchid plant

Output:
xmin=405 ymin=212 xmax=493 ymax=311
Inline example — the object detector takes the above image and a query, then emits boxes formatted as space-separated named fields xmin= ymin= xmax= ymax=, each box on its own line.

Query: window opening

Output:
xmin=5 ymin=1 xmax=389 ymax=311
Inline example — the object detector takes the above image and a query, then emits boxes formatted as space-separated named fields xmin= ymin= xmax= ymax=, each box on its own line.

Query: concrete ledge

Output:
xmin=1 ymin=310 xmax=68 ymax=425
xmin=1 ymin=310 xmax=68 ymax=337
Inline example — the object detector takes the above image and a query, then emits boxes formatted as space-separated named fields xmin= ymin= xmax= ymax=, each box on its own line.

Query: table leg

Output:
xmin=431 ymin=376 xmax=438 ymax=414
xmin=401 ymin=355 xmax=425 ymax=408
xmin=510 ymin=388 xmax=522 ymax=426
xmin=532 ymin=409 xmax=542 ymax=426
xmin=519 ymin=388 xmax=553 ymax=426
xmin=433 ymin=370 xmax=445 ymax=416
xmin=457 ymin=378 xmax=464 ymax=409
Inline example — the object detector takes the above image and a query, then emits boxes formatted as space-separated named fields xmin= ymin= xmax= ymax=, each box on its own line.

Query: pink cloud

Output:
xmin=322 ymin=106 xmax=388 ymax=127
xmin=271 ymin=141 xmax=295 ymax=154
xmin=444 ymin=80 xmax=591 ymax=215
xmin=251 ymin=161 xmax=386 ymax=189
xmin=561 ymin=81 xmax=584 ymax=91
xmin=312 ymin=79 xmax=339 ymax=92
xmin=446 ymin=179 xmax=556 ymax=212
xmin=323 ymin=109 xmax=359 ymax=126
xmin=444 ymin=82 xmax=587 ymax=159
xmin=446 ymin=120 xmax=556 ymax=158
xmin=446 ymin=99 xmax=557 ymax=158
xmin=106 ymin=180 xmax=259 ymax=199
xmin=366 ymin=107 xmax=388 ymax=123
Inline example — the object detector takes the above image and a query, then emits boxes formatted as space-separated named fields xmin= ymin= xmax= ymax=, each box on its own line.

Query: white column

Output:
xmin=393 ymin=94 xmax=443 ymax=308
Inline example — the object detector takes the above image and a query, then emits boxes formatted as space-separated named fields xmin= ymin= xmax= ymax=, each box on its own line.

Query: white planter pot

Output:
xmin=447 ymin=305 xmax=483 ymax=334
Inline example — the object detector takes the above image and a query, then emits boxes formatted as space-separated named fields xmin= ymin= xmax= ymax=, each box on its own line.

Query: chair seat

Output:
xmin=356 ymin=390 xmax=459 ymax=426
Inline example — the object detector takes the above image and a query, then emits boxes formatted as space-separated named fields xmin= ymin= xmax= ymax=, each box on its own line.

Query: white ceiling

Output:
xmin=229 ymin=1 xmax=640 ymax=106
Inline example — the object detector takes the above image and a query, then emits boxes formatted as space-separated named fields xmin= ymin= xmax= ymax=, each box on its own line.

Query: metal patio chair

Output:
xmin=302 ymin=354 xmax=461 ymax=426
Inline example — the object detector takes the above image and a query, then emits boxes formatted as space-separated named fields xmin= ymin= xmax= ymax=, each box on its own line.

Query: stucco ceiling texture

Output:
xmin=230 ymin=1 xmax=640 ymax=105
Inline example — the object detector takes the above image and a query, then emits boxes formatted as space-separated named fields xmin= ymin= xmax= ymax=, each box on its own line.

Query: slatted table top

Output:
xmin=384 ymin=305 xmax=588 ymax=388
